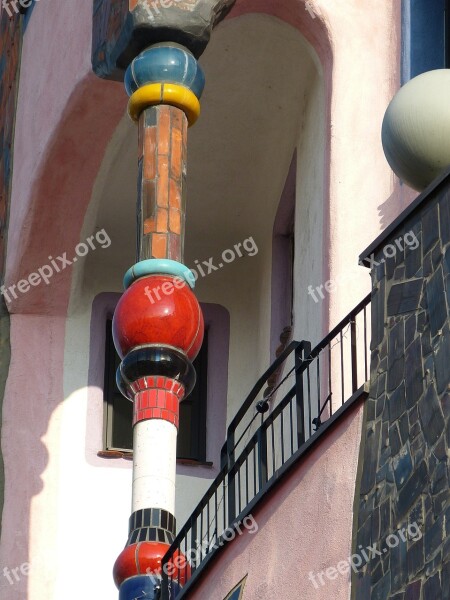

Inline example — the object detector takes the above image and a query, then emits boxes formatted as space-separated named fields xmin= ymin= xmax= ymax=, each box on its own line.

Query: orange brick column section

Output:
xmin=137 ymin=105 xmax=187 ymax=262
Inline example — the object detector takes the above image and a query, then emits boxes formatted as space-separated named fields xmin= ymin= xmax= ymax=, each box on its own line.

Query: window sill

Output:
xmin=97 ymin=450 xmax=214 ymax=468
xmin=97 ymin=450 xmax=133 ymax=460
xmin=176 ymin=458 xmax=214 ymax=468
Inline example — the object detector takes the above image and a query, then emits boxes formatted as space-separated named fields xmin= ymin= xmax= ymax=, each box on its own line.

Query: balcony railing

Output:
xmin=160 ymin=293 xmax=371 ymax=599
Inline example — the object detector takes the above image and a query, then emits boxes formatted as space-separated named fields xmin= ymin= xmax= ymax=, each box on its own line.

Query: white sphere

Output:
xmin=382 ymin=69 xmax=450 ymax=191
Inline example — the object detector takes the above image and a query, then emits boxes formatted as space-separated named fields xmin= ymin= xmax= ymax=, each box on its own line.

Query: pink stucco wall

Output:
xmin=185 ymin=400 xmax=364 ymax=600
xmin=0 ymin=1 xmax=125 ymax=598
xmin=0 ymin=315 xmax=66 ymax=600
xmin=0 ymin=1 xmax=407 ymax=600
xmin=4 ymin=0 xmax=125 ymax=315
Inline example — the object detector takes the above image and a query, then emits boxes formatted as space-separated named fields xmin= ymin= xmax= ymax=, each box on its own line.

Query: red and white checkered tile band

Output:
xmin=132 ymin=378 xmax=185 ymax=428
xmin=129 ymin=376 xmax=185 ymax=398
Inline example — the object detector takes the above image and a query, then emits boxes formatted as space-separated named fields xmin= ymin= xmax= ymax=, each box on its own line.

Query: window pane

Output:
xmin=176 ymin=331 xmax=208 ymax=461
xmin=111 ymin=393 xmax=133 ymax=450
xmin=104 ymin=319 xmax=208 ymax=460
xmin=177 ymin=401 xmax=193 ymax=458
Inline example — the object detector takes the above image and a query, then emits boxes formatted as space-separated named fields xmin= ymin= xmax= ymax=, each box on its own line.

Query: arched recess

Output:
xmin=71 ymin=10 xmax=330 ymax=401
xmin=228 ymin=0 xmax=333 ymax=349
xmin=231 ymin=0 xmax=333 ymax=75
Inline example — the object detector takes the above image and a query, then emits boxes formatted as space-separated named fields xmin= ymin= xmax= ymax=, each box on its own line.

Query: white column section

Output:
xmin=132 ymin=418 xmax=177 ymax=514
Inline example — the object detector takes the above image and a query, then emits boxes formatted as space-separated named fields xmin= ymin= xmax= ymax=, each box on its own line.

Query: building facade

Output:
xmin=0 ymin=1 xmax=449 ymax=599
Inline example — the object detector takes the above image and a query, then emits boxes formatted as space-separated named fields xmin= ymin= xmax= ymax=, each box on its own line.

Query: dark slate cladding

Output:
xmin=387 ymin=279 xmax=423 ymax=316
xmin=426 ymin=266 xmax=447 ymax=336
xmin=353 ymin=175 xmax=450 ymax=599
xmin=422 ymin=203 xmax=439 ymax=256
xmin=371 ymin=280 xmax=386 ymax=351
xmin=387 ymin=322 xmax=405 ymax=392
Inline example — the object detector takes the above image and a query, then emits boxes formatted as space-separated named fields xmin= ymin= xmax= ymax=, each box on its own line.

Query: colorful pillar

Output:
xmin=111 ymin=43 xmax=205 ymax=600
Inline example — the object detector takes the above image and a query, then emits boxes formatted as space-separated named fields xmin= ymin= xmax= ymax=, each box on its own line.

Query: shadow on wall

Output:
xmin=377 ymin=184 xmax=418 ymax=231
xmin=0 ymin=67 xmax=125 ymax=598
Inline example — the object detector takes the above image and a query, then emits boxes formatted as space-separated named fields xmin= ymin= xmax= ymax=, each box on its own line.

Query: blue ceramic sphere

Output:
xmin=125 ymin=43 xmax=205 ymax=99
xmin=119 ymin=575 xmax=182 ymax=600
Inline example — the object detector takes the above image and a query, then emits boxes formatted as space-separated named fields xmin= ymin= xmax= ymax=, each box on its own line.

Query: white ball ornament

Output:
xmin=382 ymin=69 xmax=450 ymax=191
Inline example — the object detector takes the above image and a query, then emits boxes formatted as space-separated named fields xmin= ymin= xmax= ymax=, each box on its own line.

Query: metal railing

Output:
xmin=161 ymin=293 xmax=371 ymax=599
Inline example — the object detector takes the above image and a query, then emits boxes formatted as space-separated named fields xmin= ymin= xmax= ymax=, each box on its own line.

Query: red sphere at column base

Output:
xmin=113 ymin=541 xmax=192 ymax=588
xmin=113 ymin=275 xmax=204 ymax=361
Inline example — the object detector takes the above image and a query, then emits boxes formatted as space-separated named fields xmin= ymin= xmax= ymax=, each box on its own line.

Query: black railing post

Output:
xmin=227 ymin=432 xmax=236 ymax=523
xmin=191 ymin=515 xmax=198 ymax=572
xmin=227 ymin=469 xmax=236 ymax=524
xmin=350 ymin=318 xmax=358 ymax=393
xmin=220 ymin=442 xmax=227 ymax=469
xmin=226 ymin=431 xmax=235 ymax=468
xmin=294 ymin=342 xmax=311 ymax=448
xmin=160 ymin=556 xmax=169 ymax=600
xmin=257 ymin=426 xmax=268 ymax=492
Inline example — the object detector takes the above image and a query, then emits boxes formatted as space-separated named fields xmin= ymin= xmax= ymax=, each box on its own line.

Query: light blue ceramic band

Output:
xmin=123 ymin=259 xmax=195 ymax=290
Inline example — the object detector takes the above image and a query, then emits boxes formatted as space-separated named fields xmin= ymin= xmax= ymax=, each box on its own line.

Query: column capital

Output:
xmin=92 ymin=0 xmax=236 ymax=79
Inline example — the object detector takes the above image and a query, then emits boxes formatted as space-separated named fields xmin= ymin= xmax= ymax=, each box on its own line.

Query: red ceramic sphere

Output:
xmin=113 ymin=275 xmax=204 ymax=361
xmin=113 ymin=541 xmax=192 ymax=588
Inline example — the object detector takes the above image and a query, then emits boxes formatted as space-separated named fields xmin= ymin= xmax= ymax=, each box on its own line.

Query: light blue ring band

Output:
xmin=123 ymin=259 xmax=195 ymax=290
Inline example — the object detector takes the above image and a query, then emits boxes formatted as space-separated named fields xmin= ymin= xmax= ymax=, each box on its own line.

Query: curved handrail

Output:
xmin=222 ymin=340 xmax=311 ymax=464
xmin=161 ymin=293 xmax=372 ymax=600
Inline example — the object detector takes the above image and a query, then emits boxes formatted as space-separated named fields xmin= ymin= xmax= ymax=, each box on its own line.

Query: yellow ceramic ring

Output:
xmin=128 ymin=83 xmax=201 ymax=126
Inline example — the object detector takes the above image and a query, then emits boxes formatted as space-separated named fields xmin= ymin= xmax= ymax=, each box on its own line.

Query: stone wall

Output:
xmin=0 ymin=10 xmax=21 ymax=268
xmin=92 ymin=0 xmax=129 ymax=79
xmin=0 ymin=9 xmax=21 ymax=540
xmin=91 ymin=0 xmax=236 ymax=78
xmin=353 ymin=172 xmax=450 ymax=600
